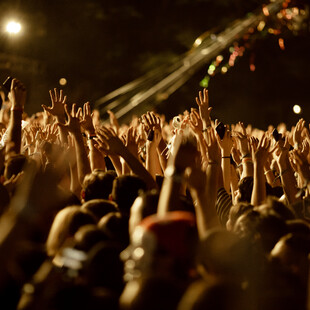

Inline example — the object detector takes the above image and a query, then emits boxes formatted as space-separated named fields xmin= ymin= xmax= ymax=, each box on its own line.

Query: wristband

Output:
xmin=242 ymin=157 xmax=253 ymax=164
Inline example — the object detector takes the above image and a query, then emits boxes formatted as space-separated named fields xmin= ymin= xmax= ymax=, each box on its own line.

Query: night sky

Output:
xmin=0 ymin=0 xmax=309 ymax=129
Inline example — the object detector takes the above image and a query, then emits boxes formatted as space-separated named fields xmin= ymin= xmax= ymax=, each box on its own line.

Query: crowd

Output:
xmin=0 ymin=78 xmax=309 ymax=310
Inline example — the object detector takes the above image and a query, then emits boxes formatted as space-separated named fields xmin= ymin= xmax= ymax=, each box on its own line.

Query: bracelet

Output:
xmin=222 ymin=156 xmax=230 ymax=159
xmin=242 ymin=157 xmax=253 ymax=163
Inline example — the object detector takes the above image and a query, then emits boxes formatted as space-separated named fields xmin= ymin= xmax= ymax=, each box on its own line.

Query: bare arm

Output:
xmin=57 ymin=104 xmax=91 ymax=185
xmin=6 ymin=79 xmax=26 ymax=155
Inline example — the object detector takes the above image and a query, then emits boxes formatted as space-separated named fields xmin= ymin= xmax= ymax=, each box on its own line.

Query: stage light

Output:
xmin=6 ymin=21 xmax=21 ymax=34
xmin=293 ymin=105 xmax=301 ymax=114
xmin=59 ymin=78 xmax=67 ymax=86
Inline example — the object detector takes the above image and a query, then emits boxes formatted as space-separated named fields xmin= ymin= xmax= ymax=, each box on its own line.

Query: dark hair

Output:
xmin=111 ymin=174 xmax=147 ymax=217
xmin=238 ymin=177 xmax=253 ymax=203
xmin=4 ymin=154 xmax=27 ymax=180
xmin=81 ymin=199 xmax=119 ymax=222
xmin=82 ymin=170 xmax=117 ymax=201
xmin=234 ymin=210 xmax=289 ymax=252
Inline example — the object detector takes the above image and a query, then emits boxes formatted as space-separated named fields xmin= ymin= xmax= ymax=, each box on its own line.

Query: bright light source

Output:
xmin=6 ymin=21 xmax=21 ymax=34
xmin=194 ymin=38 xmax=202 ymax=46
xmin=293 ymin=105 xmax=301 ymax=114
xmin=59 ymin=78 xmax=67 ymax=86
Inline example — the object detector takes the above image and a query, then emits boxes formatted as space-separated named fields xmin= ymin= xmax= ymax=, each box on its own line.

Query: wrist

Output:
xmin=11 ymin=106 xmax=23 ymax=112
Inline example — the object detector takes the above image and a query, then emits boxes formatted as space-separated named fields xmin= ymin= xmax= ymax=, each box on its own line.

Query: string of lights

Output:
xmin=95 ymin=0 xmax=309 ymax=123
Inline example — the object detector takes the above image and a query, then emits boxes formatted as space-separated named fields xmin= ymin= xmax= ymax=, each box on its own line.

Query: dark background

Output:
xmin=0 ymin=0 xmax=309 ymax=129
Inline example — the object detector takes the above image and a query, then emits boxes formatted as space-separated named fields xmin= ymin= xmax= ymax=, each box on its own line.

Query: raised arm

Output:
xmin=195 ymin=88 xmax=212 ymax=136
xmin=6 ymin=79 xmax=26 ymax=155
xmin=95 ymin=126 xmax=157 ymax=189
xmin=57 ymin=104 xmax=91 ymax=185
xmin=251 ymin=134 xmax=271 ymax=206
xmin=185 ymin=128 xmax=221 ymax=237
xmin=274 ymin=137 xmax=300 ymax=204
xmin=216 ymin=124 xmax=233 ymax=194
xmin=80 ymin=102 xmax=106 ymax=171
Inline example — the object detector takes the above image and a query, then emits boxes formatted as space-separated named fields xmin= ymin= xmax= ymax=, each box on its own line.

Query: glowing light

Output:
xmin=250 ymin=64 xmax=256 ymax=71
xmin=278 ymin=38 xmax=285 ymax=50
xmin=6 ymin=21 xmax=21 ymax=34
xmin=133 ymin=247 xmax=144 ymax=259
xmin=263 ymin=6 xmax=270 ymax=16
xmin=257 ymin=21 xmax=266 ymax=31
xmin=59 ymin=78 xmax=67 ymax=86
xmin=221 ymin=66 xmax=228 ymax=74
xmin=216 ymin=55 xmax=224 ymax=62
xmin=194 ymin=38 xmax=202 ymax=46
xmin=293 ymin=105 xmax=301 ymax=114
xmin=207 ymin=69 xmax=214 ymax=75
xmin=200 ymin=76 xmax=210 ymax=88
xmin=209 ymin=64 xmax=216 ymax=71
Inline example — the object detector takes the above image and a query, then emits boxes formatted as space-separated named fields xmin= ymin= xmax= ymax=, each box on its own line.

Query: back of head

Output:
xmin=111 ymin=174 xmax=147 ymax=217
xmin=178 ymin=280 xmax=249 ymax=310
xmin=234 ymin=210 xmax=288 ymax=252
xmin=4 ymin=154 xmax=27 ymax=180
xmin=198 ymin=229 xmax=251 ymax=279
xmin=238 ymin=177 xmax=253 ymax=203
xmin=129 ymin=190 xmax=159 ymax=236
xmin=81 ymin=199 xmax=119 ymax=222
xmin=82 ymin=170 xmax=117 ymax=201
xmin=98 ymin=212 xmax=129 ymax=247
xmin=46 ymin=206 xmax=96 ymax=257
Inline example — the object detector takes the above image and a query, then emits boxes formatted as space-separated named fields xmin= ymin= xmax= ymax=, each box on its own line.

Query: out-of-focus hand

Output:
xmin=293 ymin=118 xmax=305 ymax=148
xmin=216 ymin=125 xmax=233 ymax=156
xmin=252 ymin=134 xmax=271 ymax=166
xmin=9 ymin=78 xmax=26 ymax=110
xmin=189 ymin=108 xmax=203 ymax=135
xmin=206 ymin=127 xmax=221 ymax=164
xmin=80 ymin=102 xmax=95 ymax=135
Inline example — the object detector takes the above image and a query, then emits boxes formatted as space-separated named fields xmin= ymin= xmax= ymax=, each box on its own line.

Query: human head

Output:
xmin=81 ymin=170 xmax=117 ymax=202
xmin=46 ymin=206 xmax=96 ymax=257
xmin=81 ymin=199 xmax=119 ymax=222
xmin=111 ymin=175 xmax=147 ymax=217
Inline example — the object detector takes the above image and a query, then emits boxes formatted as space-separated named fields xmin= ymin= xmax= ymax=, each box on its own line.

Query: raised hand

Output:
xmin=57 ymin=104 xmax=81 ymax=135
xmin=125 ymin=126 xmax=139 ymax=158
xmin=42 ymin=89 xmax=67 ymax=121
xmin=95 ymin=126 xmax=125 ymax=156
xmin=195 ymin=88 xmax=212 ymax=127
xmin=8 ymin=78 xmax=26 ymax=110
xmin=293 ymin=118 xmax=305 ymax=149
xmin=80 ymin=102 xmax=95 ymax=136
xmin=107 ymin=110 xmax=120 ymax=134
xmin=216 ymin=125 xmax=233 ymax=156
xmin=252 ymin=134 xmax=271 ymax=166
xmin=206 ymin=128 xmax=221 ymax=164
xmin=141 ymin=111 xmax=161 ymax=132
xmin=189 ymin=108 xmax=203 ymax=135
